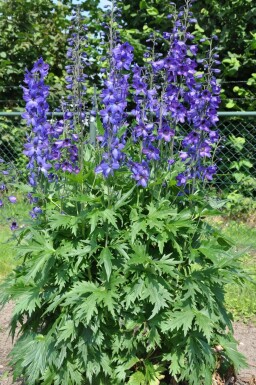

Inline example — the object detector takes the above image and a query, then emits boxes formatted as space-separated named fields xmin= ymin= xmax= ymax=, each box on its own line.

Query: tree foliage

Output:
xmin=118 ymin=0 xmax=256 ymax=110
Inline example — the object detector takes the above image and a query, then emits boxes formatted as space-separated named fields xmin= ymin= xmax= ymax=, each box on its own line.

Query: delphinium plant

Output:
xmin=0 ymin=2 xmax=247 ymax=385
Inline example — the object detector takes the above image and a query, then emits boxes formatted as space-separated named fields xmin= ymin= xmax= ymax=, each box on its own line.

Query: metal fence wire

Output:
xmin=0 ymin=111 xmax=255 ymax=196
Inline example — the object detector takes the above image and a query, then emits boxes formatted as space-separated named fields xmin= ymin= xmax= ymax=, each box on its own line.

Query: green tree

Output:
xmin=0 ymin=0 xmax=71 ymax=109
xmin=118 ymin=0 xmax=256 ymax=110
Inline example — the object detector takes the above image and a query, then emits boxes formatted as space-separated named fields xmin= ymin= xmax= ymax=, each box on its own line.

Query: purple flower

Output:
xmin=8 ymin=196 xmax=17 ymax=204
xmin=95 ymin=162 xmax=111 ymax=177
xmin=209 ymin=130 xmax=219 ymax=143
xmin=31 ymin=57 xmax=49 ymax=77
xmin=176 ymin=174 xmax=187 ymax=186
xmin=112 ymin=42 xmax=134 ymax=70
xmin=199 ymin=143 xmax=212 ymax=158
xmin=204 ymin=165 xmax=217 ymax=180
xmin=179 ymin=151 xmax=189 ymax=161
xmin=55 ymin=138 xmax=71 ymax=149
xmin=10 ymin=221 xmax=18 ymax=231
xmin=129 ymin=160 xmax=150 ymax=188
xmin=30 ymin=206 xmax=43 ymax=219
xmin=158 ymin=124 xmax=175 ymax=142
xmin=142 ymin=144 xmax=160 ymax=161
xmin=0 ymin=199 xmax=4 ymax=207
xmin=61 ymin=161 xmax=74 ymax=173
xmin=27 ymin=193 xmax=38 ymax=204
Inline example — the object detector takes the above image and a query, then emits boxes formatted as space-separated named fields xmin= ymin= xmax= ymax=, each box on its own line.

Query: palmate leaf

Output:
xmin=16 ymin=229 xmax=55 ymax=257
xmin=49 ymin=212 xmax=79 ymax=235
xmin=146 ymin=201 xmax=177 ymax=219
xmin=130 ymin=220 xmax=147 ymax=243
xmin=11 ymin=333 xmax=54 ymax=385
xmin=166 ymin=351 xmax=185 ymax=377
xmin=128 ymin=244 xmax=151 ymax=266
xmin=102 ymin=208 xmax=118 ymax=229
xmin=88 ymin=208 xmax=118 ymax=233
xmin=115 ymin=356 xmax=140 ymax=382
xmin=24 ymin=252 xmax=55 ymax=283
xmin=144 ymin=361 xmax=165 ymax=385
xmin=111 ymin=242 xmax=130 ymax=260
xmin=147 ymin=327 xmax=161 ymax=350
xmin=146 ymin=277 xmax=173 ymax=319
xmin=74 ymin=293 xmax=98 ymax=323
xmin=127 ymin=370 xmax=145 ymax=385
xmin=154 ymin=254 xmax=180 ymax=277
xmin=155 ymin=231 xmax=169 ymax=253
xmin=66 ymin=361 xmax=83 ymax=385
xmin=194 ymin=310 xmax=213 ymax=342
xmin=186 ymin=336 xmax=214 ymax=385
xmin=66 ymin=281 xmax=118 ymax=323
xmin=58 ymin=319 xmax=76 ymax=342
xmin=162 ymin=307 xmax=195 ymax=335
xmin=12 ymin=287 xmax=41 ymax=318
xmin=125 ymin=278 xmax=145 ymax=307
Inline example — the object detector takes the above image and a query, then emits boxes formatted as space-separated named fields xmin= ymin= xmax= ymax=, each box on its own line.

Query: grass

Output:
xmin=0 ymin=224 xmax=17 ymax=278
xmin=219 ymin=219 xmax=256 ymax=323
xmin=0 ymin=197 xmax=29 ymax=279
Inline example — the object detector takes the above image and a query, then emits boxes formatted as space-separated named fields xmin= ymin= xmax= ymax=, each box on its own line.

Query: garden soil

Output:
xmin=0 ymin=302 xmax=255 ymax=385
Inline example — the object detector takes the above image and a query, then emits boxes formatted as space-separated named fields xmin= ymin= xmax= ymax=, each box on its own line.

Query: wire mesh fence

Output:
xmin=0 ymin=111 xmax=255 ymax=197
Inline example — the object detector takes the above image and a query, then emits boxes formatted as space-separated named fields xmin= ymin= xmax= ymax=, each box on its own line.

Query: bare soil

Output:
xmin=0 ymin=302 xmax=255 ymax=385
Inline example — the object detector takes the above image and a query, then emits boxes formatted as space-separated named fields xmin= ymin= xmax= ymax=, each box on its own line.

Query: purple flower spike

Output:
xmin=8 ymin=196 xmax=17 ymax=204
xmin=0 ymin=199 xmax=4 ymax=207
xmin=31 ymin=57 xmax=49 ymax=77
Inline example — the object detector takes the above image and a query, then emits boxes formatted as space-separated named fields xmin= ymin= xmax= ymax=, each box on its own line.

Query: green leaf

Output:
xmin=128 ymin=371 xmax=145 ymax=385
xmin=117 ymin=125 xmax=127 ymax=138
xmin=139 ymin=0 xmax=147 ymax=10
xmin=100 ymin=247 xmax=113 ymax=281
xmin=130 ymin=220 xmax=147 ymax=243
xmin=162 ymin=307 xmax=195 ymax=335
xmin=154 ymin=254 xmax=180 ymax=277
xmin=12 ymin=287 xmax=41 ymax=317
xmin=103 ymin=208 xmax=118 ymax=229
xmin=114 ymin=186 xmax=135 ymax=209
xmin=147 ymin=278 xmax=172 ymax=319
xmin=147 ymin=6 xmax=159 ymax=16
xmin=218 ymin=336 xmax=248 ymax=371
xmin=194 ymin=310 xmax=213 ymax=342
xmin=58 ymin=320 xmax=76 ymax=342
xmin=96 ymin=113 xmax=104 ymax=135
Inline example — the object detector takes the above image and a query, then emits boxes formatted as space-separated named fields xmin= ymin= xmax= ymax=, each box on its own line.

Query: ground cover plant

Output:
xmin=0 ymin=1 xmax=249 ymax=384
